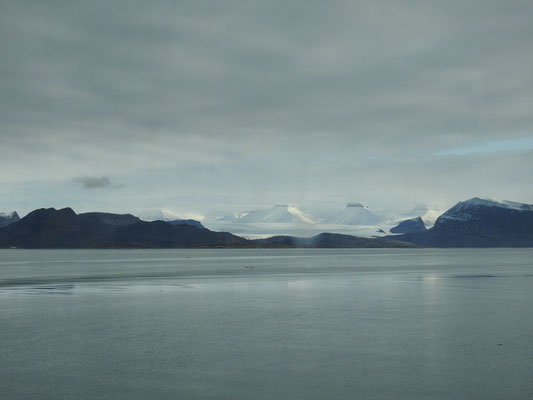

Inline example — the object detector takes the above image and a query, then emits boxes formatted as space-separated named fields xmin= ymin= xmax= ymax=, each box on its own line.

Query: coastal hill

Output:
xmin=0 ymin=208 xmax=246 ymax=248
xmin=255 ymin=232 xmax=416 ymax=248
xmin=388 ymin=198 xmax=533 ymax=247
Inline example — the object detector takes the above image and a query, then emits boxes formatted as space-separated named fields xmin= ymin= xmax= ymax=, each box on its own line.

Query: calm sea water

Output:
xmin=1 ymin=248 xmax=533 ymax=399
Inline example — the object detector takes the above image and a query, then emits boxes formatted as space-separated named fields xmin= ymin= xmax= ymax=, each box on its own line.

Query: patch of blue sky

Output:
xmin=435 ymin=136 xmax=533 ymax=156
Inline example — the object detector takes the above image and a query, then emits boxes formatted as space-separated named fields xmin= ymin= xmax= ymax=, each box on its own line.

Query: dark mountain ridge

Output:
xmin=3 ymin=198 xmax=530 ymax=248
xmin=166 ymin=219 xmax=204 ymax=228
xmin=390 ymin=217 xmax=427 ymax=234
xmin=389 ymin=198 xmax=533 ymax=247
xmin=254 ymin=232 xmax=417 ymax=248
xmin=0 ymin=208 xmax=247 ymax=248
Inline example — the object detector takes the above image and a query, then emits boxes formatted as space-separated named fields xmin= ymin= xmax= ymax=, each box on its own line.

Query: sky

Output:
xmin=1 ymin=0 xmax=533 ymax=218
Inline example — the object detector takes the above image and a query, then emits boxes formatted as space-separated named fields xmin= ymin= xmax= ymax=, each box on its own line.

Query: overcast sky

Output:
xmin=1 ymin=0 xmax=533 ymax=218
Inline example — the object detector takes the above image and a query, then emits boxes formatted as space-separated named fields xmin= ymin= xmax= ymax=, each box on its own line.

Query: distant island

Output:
xmin=0 ymin=198 xmax=532 ymax=248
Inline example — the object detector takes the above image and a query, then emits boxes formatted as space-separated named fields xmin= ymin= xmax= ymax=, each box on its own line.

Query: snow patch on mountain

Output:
xmin=461 ymin=197 xmax=533 ymax=211
xmin=420 ymin=209 xmax=443 ymax=228
xmin=235 ymin=205 xmax=315 ymax=224
xmin=436 ymin=197 xmax=533 ymax=224
xmin=137 ymin=209 xmax=181 ymax=222
xmin=408 ymin=204 xmax=443 ymax=228
xmin=328 ymin=203 xmax=381 ymax=225
xmin=0 ymin=211 xmax=20 ymax=228
xmin=286 ymin=206 xmax=315 ymax=224
xmin=136 ymin=209 xmax=205 ymax=222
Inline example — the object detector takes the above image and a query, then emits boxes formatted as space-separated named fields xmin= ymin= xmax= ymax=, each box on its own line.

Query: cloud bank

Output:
xmin=1 ymin=0 xmax=532 ymax=216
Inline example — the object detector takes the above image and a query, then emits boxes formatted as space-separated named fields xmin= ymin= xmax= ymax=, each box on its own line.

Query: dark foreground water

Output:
xmin=1 ymin=248 xmax=533 ymax=399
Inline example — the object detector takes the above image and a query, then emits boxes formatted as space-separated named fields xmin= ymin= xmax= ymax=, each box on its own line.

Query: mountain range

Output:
xmin=0 ymin=208 xmax=413 ymax=249
xmin=207 ymin=203 xmax=447 ymax=239
xmin=1 ymin=197 xmax=532 ymax=248
xmin=0 ymin=208 xmax=244 ymax=248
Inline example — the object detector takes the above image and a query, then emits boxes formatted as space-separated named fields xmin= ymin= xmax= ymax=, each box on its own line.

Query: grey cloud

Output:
xmin=1 ymin=0 xmax=533 ymax=214
xmin=3 ymin=0 xmax=533 ymax=143
xmin=75 ymin=176 xmax=111 ymax=189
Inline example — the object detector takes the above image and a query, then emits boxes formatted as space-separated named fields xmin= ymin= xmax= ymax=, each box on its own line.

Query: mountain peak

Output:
xmin=463 ymin=197 xmax=533 ymax=211
xmin=434 ymin=197 xmax=533 ymax=226
xmin=59 ymin=207 xmax=76 ymax=215
xmin=25 ymin=207 xmax=77 ymax=218
xmin=137 ymin=209 xmax=181 ymax=222
xmin=0 ymin=211 xmax=18 ymax=218
xmin=390 ymin=217 xmax=426 ymax=234
xmin=330 ymin=203 xmax=380 ymax=225
xmin=135 ymin=209 xmax=204 ymax=228
xmin=233 ymin=205 xmax=314 ymax=224
xmin=0 ymin=211 xmax=20 ymax=228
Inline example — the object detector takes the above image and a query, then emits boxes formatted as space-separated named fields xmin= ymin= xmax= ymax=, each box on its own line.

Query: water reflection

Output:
xmin=1 ymin=249 xmax=533 ymax=399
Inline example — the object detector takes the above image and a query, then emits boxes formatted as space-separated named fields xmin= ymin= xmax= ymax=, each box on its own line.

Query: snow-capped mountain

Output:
xmin=437 ymin=197 xmax=533 ymax=224
xmin=410 ymin=205 xmax=443 ymax=228
xmin=137 ymin=209 xmax=182 ymax=222
xmin=0 ymin=211 xmax=18 ymax=219
xmin=216 ymin=212 xmax=251 ymax=222
xmin=234 ymin=205 xmax=314 ymax=224
xmin=328 ymin=203 xmax=381 ymax=225
xmin=0 ymin=211 xmax=20 ymax=228
xmin=392 ymin=197 xmax=533 ymax=247
xmin=136 ymin=209 xmax=204 ymax=228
